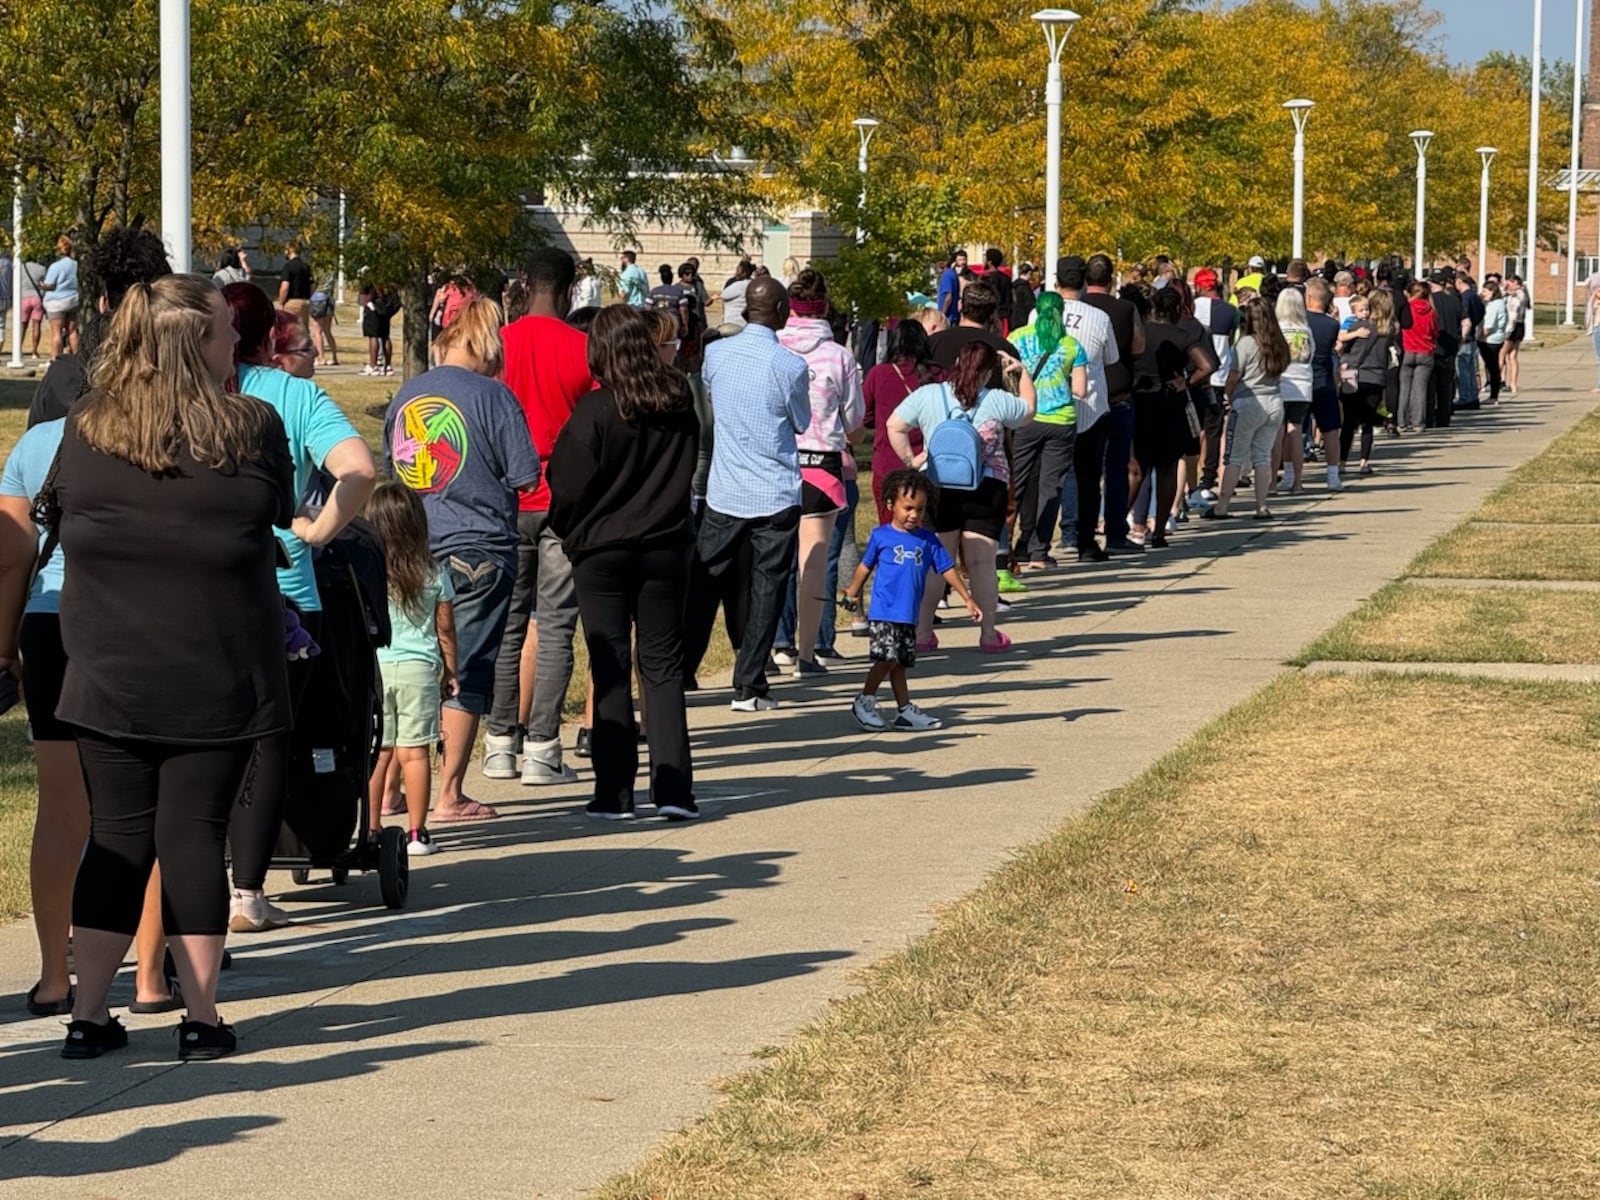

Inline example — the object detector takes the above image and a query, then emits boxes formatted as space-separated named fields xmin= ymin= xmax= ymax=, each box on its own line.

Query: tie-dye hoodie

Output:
xmin=778 ymin=317 xmax=865 ymax=468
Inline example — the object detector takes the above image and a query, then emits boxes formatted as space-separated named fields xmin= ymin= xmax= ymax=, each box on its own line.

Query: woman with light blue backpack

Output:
xmin=885 ymin=339 xmax=1034 ymax=654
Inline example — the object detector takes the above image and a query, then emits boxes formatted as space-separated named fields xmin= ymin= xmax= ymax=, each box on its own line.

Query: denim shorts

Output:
xmin=441 ymin=551 xmax=514 ymax=715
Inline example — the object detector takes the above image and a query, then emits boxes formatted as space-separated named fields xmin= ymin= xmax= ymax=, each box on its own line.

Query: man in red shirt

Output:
xmin=487 ymin=247 xmax=592 ymax=785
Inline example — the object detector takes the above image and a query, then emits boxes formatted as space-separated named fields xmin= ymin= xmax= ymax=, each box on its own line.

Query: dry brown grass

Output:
xmin=598 ymin=673 xmax=1600 ymax=1200
xmin=1410 ymin=523 xmax=1600 ymax=580
xmin=1300 ymin=581 xmax=1600 ymax=664
xmin=1475 ymin=482 xmax=1600 ymax=525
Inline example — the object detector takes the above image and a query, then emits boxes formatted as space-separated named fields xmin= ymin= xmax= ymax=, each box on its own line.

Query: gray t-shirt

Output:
xmin=1233 ymin=335 xmax=1281 ymax=402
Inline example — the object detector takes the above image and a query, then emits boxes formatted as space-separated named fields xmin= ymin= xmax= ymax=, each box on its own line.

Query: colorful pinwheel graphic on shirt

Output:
xmin=391 ymin=396 xmax=469 ymax=493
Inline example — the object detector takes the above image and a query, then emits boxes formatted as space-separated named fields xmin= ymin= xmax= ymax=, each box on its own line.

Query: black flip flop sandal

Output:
xmin=130 ymin=978 xmax=183 ymax=1014
xmin=27 ymin=982 xmax=75 ymax=1017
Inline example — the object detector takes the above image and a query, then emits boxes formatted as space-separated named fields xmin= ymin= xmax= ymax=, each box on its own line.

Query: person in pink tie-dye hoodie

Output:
xmin=777 ymin=268 xmax=865 ymax=678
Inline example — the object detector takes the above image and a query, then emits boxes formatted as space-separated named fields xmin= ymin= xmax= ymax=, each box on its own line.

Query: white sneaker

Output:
xmin=892 ymin=703 xmax=943 ymax=731
xmin=1326 ymin=465 xmax=1343 ymax=492
xmin=852 ymin=693 xmax=887 ymax=731
xmin=522 ymin=737 xmax=577 ymax=785
xmin=1191 ymin=488 xmax=1218 ymax=506
xmin=771 ymin=647 xmax=798 ymax=668
xmin=229 ymin=889 xmax=291 ymax=932
xmin=358 ymin=365 xmax=376 ymax=377
xmin=730 ymin=695 xmax=779 ymax=712
xmin=406 ymin=829 xmax=439 ymax=857
xmin=481 ymin=732 xmax=519 ymax=780
xmin=1281 ymin=465 xmax=1296 ymax=491
xmin=1165 ymin=515 xmax=1177 ymax=535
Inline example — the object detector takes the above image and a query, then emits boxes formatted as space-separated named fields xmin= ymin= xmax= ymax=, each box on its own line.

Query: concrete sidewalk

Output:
xmin=1 ymin=338 xmax=1594 ymax=1197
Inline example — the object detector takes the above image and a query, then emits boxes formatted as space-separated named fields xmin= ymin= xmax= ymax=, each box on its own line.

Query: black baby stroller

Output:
xmin=271 ymin=519 xmax=410 ymax=909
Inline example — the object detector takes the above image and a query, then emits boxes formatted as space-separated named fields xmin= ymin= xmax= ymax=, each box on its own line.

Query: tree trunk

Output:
xmin=401 ymin=273 xmax=431 ymax=380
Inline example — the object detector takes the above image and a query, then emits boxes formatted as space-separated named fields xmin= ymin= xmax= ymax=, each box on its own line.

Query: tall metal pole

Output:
xmin=852 ymin=118 xmax=878 ymax=247
xmin=1412 ymin=131 xmax=1433 ymax=274
xmin=336 ymin=189 xmax=346 ymax=304
xmin=1285 ymin=100 xmax=1314 ymax=260
xmin=159 ymin=0 xmax=191 ymax=272
xmin=1033 ymin=11 xmax=1080 ymax=275
xmin=9 ymin=116 xmax=23 ymax=369
xmin=1565 ymin=0 xmax=1587 ymax=324
xmin=1478 ymin=147 xmax=1498 ymax=282
xmin=1527 ymin=0 xmax=1544 ymax=340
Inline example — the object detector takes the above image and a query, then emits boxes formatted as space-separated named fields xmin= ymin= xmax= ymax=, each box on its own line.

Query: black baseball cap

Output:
xmin=1057 ymin=255 xmax=1087 ymax=288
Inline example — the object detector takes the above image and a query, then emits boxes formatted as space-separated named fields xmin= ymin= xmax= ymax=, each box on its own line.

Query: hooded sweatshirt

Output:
xmin=777 ymin=317 xmax=865 ymax=462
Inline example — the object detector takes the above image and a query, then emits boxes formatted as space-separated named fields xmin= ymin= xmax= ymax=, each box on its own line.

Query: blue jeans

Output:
xmin=1456 ymin=340 xmax=1479 ymax=407
xmin=777 ymin=479 xmax=859 ymax=654
xmin=441 ymin=549 xmax=515 ymax=716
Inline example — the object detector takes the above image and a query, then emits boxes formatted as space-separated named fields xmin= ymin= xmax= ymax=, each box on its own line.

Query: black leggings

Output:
xmin=1339 ymin=382 xmax=1385 ymax=463
xmin=1478 ymin=341 xmax=1504 ymax=401
xmin=573 ymin=545 xmax=693 ymax=812
xmin=230 ymin=612 xmax=320 ymax=890
xmin=74 ymin=733 xmax=258 ymax=937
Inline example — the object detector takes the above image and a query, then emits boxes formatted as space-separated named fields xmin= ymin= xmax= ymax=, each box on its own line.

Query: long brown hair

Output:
xmin=367 ymin=481 xmax=436 ymax=621
xmin=949 ymin=340 xmax=999 ymax=409
xmin=1238 ymin=296 xmax=1290 ymax=378
xmin=79 ymin=275 xmax=273 ymax=472
xmin=1367 ymin=288 xmax=1396 ymax=336
xmin=587 ymin=304 xmax=692 ymax=420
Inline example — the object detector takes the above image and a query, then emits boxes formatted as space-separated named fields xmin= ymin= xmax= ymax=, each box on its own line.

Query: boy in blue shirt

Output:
xmin=842 ymin=469 xmax=981 ymax=731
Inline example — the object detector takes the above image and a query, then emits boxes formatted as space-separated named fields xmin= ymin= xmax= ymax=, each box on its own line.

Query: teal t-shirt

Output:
xmin=378 ymin=563 xmax=454 ymax=668
xmin=237 ymin=364 xmax=363 ymax=611
xmin=1009 ymin=325 xmax=1086 ymax=425
xmin=0 ymin=418 xmax=65 ymax=614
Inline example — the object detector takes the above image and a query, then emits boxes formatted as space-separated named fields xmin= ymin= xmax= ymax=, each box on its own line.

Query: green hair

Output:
xmin=1032 ymin=290 xmax=1064 ymax=364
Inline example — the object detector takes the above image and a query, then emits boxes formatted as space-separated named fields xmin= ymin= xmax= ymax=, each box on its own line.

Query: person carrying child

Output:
xmin=842 ymin=469 xmax=981 ymax=732
xmin=366 ymin=482 xmax=458 ymax=856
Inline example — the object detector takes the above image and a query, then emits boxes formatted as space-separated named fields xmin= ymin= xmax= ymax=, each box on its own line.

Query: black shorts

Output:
xmin=868 ymin=620 xmax=917 ymax=668
xmin=19 ymin=612 xmax=72 ymax=742
xmin=1507 ymin=324 xmax=1525 ymax=345
xmin=1282 ymin=400 xmax=1311 ymax=428
xmin=1311 ymin=385 xmax=1342 ymax=433
xmin=931 ymin=475 xmax=1008 ymax=539
xmin=799 ymin=450 xmax=845 ymax=516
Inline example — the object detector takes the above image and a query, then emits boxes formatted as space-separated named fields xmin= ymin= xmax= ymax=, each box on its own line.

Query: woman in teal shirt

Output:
xmin=223 ymin=282 xmax=377 ymax=932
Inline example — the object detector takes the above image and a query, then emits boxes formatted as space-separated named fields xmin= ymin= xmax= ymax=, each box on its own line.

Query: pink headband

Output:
xmin=789 ymin=298 xmax=828 ymax=317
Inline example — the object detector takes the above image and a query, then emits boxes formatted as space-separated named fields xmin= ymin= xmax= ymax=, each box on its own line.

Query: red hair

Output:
xmin=270 ymin=308 xmax=305 ymax=357
xmin=949 ymin=340 xmax=998 ymax=409
xmin=222 ymin=281 xmax=277 ymax=365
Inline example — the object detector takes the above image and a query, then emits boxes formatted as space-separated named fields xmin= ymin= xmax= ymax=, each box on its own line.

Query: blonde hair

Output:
xmin=432 ymin=297 xmax=505 ymax=376
xmin=915 ymin=308 xmax=948 ymax=335
xmin=79 ymin=274 xmax=272 ymax=472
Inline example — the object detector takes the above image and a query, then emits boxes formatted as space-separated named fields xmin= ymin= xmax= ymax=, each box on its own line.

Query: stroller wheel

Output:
xmin=290 ymin=869 xmax=311 ymax=886
xmin=378 ymin=826 xmax=409 ymax=910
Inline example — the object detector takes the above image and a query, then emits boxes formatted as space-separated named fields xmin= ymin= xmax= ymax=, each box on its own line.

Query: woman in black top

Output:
xmin=547 ymin=305 xmax=699 ymax=822
xmin=52 ymin=275 xmax=293 ymax=1062
xmin=1130 ymin=285 xmax=1214 ymax=548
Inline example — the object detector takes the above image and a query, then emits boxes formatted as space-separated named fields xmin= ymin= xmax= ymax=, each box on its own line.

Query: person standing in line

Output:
xmin=484 ymin=248 xmax=591 ymax=785
xmin=775 ymin=269 xmax=864 ymax=679
xmin=1398 ymin=281 xmax=1438 ymax=432
xmin=1190 ymin=269 xmax=1237 ymax=506
xmin=720 ymin=260 xmax=755 ymax=330
xmin=618 ymin=251 xmax=650 ymax=306
xmin=20 ymin=256 xmax=48 ymax=359
xmin=359 ymin=282 xmax=401 ymax=376
xmin=276 ymin=244 xmax=314 ymax=335
xmin=222 ymin=283 xmax=377 ymax=929
xmin=688 ymin=277 xmax=809 ymax=712
xmin=41 ymin=236 xmax=80 ymax=360
xmin=271 ymin=310 xmax=318 ymax=379
xmin=1011 ymin=262 xmax=1038 ymax=330
xmin=51 ymin=275 xmax=295 ymax=1061
xmin=213 ymin=249 xmax=251 ymax=289
xmin=937 ymin=248 xmax=968 ymax=323
xmin=1056 ymin=256 xmax=1120 ymax=562
xmin=1305 ymin=278 xmax=1345 ymax=492
xmin=1273 ymin=288 xmax=1314 ymax=494
xmin=1080 ymin=253 xmax=1144 ymax=554
xmin=862 ymin=319 xmax=943 ymax=525
xmin=429 ymin=272 xmax=480 ymax=333
xmin=1428 ymin=268 xmax=1463 ymax=428
xmin=1132 ymin=284 xmax=1214 ymax=546
xmin=547 ymin=305 xmax=699 ymax=821
xmin=1010 ymin=291 xmax=1087 ymax=569
xmin=1203 ymin=296 xmax=1289 ymax=521
xmin=1336 ymin=292 xmax=1389 ymax=475
xmin=1454 ymin=270 xmax=1484 ymax=410
xmin=1502 ymin=275 xmax=1527 ymax=396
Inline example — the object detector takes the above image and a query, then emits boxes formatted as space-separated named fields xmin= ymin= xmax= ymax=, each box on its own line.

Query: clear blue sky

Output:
xmin=1220 ymin=0 xmax=1586 ymax=68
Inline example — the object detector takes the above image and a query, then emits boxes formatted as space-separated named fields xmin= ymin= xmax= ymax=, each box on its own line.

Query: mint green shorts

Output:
xmin=380 ymin=659 xmax=442 ymax=748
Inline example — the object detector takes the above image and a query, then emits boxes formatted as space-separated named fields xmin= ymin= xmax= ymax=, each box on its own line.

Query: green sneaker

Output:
xmin=996 ymin=569 xmax=1028 ymax=594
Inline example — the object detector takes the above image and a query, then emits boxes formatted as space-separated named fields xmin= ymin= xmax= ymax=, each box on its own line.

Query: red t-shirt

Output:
xmin=501 ymin=315 xmax=593 ymax=511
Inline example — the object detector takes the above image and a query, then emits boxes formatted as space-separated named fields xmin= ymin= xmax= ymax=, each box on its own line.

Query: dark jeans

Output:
xmin=1197 ymin=386 xmax=1225 ymax=490
xmin=231 ymin=611 xmax=320 ymax=891
xmin=1074 ymin=413 xmax=1114 ymax=550
xmin=442 ymin=549 xmax=515 ymax=718
xmin=1102 ymin=401 xmax=1135 ymax=543
xmin=573 ymin=546 xmax=693 ymax=812
xmin=690 ymin=505 xmax=799 ymax=700
xmin=77 ymin=733 xmax=257 ymax=937
xmin=489 ymin=510 xmax=549 ymax=737
xmin=1012 ymin=420 xmax=1075 ymax=561
xmin=527 ymin=530 xmax=578 ymax=743
xmin=1339 ymin=382 xmax=1384 ymax=463
xmin=1431 ymin=350 xmax=1456 ymax=427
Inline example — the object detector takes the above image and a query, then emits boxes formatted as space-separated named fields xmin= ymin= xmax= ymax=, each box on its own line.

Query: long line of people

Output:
xmin=7 ymin=236 xmax=1515 ymax=1063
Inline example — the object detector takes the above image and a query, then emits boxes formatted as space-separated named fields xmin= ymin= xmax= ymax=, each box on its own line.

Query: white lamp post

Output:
xmin=852 ymin=117 xmax=878 ymax=246
xmin=1565 ymin=0 xmax=1587 ymax=325
xmin=1526 ymin=0 xmax=1544 ymax=340
xmin=1284 ymin=99 xmax=1314 ymax=260
xmin=1477 ymin=146 xmax=1498 ymax=283
xmin=1033 ymin=9 xmax=1081 ymax=275
xmin=159 ymin=0 xmax=191 ymax=272
xmin=9 ymin=115 xmax=22 ymax=369
xmin=1411 ymin=130 xmax=1434 ymax=274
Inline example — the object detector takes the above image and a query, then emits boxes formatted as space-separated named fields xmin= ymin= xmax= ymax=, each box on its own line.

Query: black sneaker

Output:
xmin=575 ymin=726 xmax=592 ymax=759
xmin=656 ymin=799 xmax=701 ymax=821
xmin=62 ymin=1015 xmax=128 ymax=1059
xmin=1104 ymin=540 xmax=1145 ymax=555
xmin=177 ymin=1018 xmax=238 ymax=1061
xmin=1077 ymin=544 xmax=1109 ymax=563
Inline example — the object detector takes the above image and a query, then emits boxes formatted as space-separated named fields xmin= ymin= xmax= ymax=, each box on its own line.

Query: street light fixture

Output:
xmin=1283 ymin=99 xmax=1314 ymax=260
xmin=1477 ymin=147 xmax=1497 ymax=287
xmin=1411 ymin=129 xmax=1434 ymax=274
xmin=852 ymin=117 xmax=879 ymax=246
xmin=1033 ymin=9 xmax=1081 ymax=275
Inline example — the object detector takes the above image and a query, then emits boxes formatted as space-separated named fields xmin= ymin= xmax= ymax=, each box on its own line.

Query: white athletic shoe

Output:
xmin=522 ymin=737 xmax=577 ymax=785
xmin=229 ymin=890 xmax=291 ymax=932
xmin=481 ymin=732 xmax=519 ymax=780
xmin=730 ymin=695 xmax=780 ymax=712
xmin=891 ymin=703 xmax=943 ymax=732
xmin=852 ymin=693 xmax=887 ymax=731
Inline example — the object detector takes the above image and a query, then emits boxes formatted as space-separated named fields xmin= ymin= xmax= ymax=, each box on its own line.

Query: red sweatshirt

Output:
xmin=1401 ymin=297 xmax=1438 ymax=355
